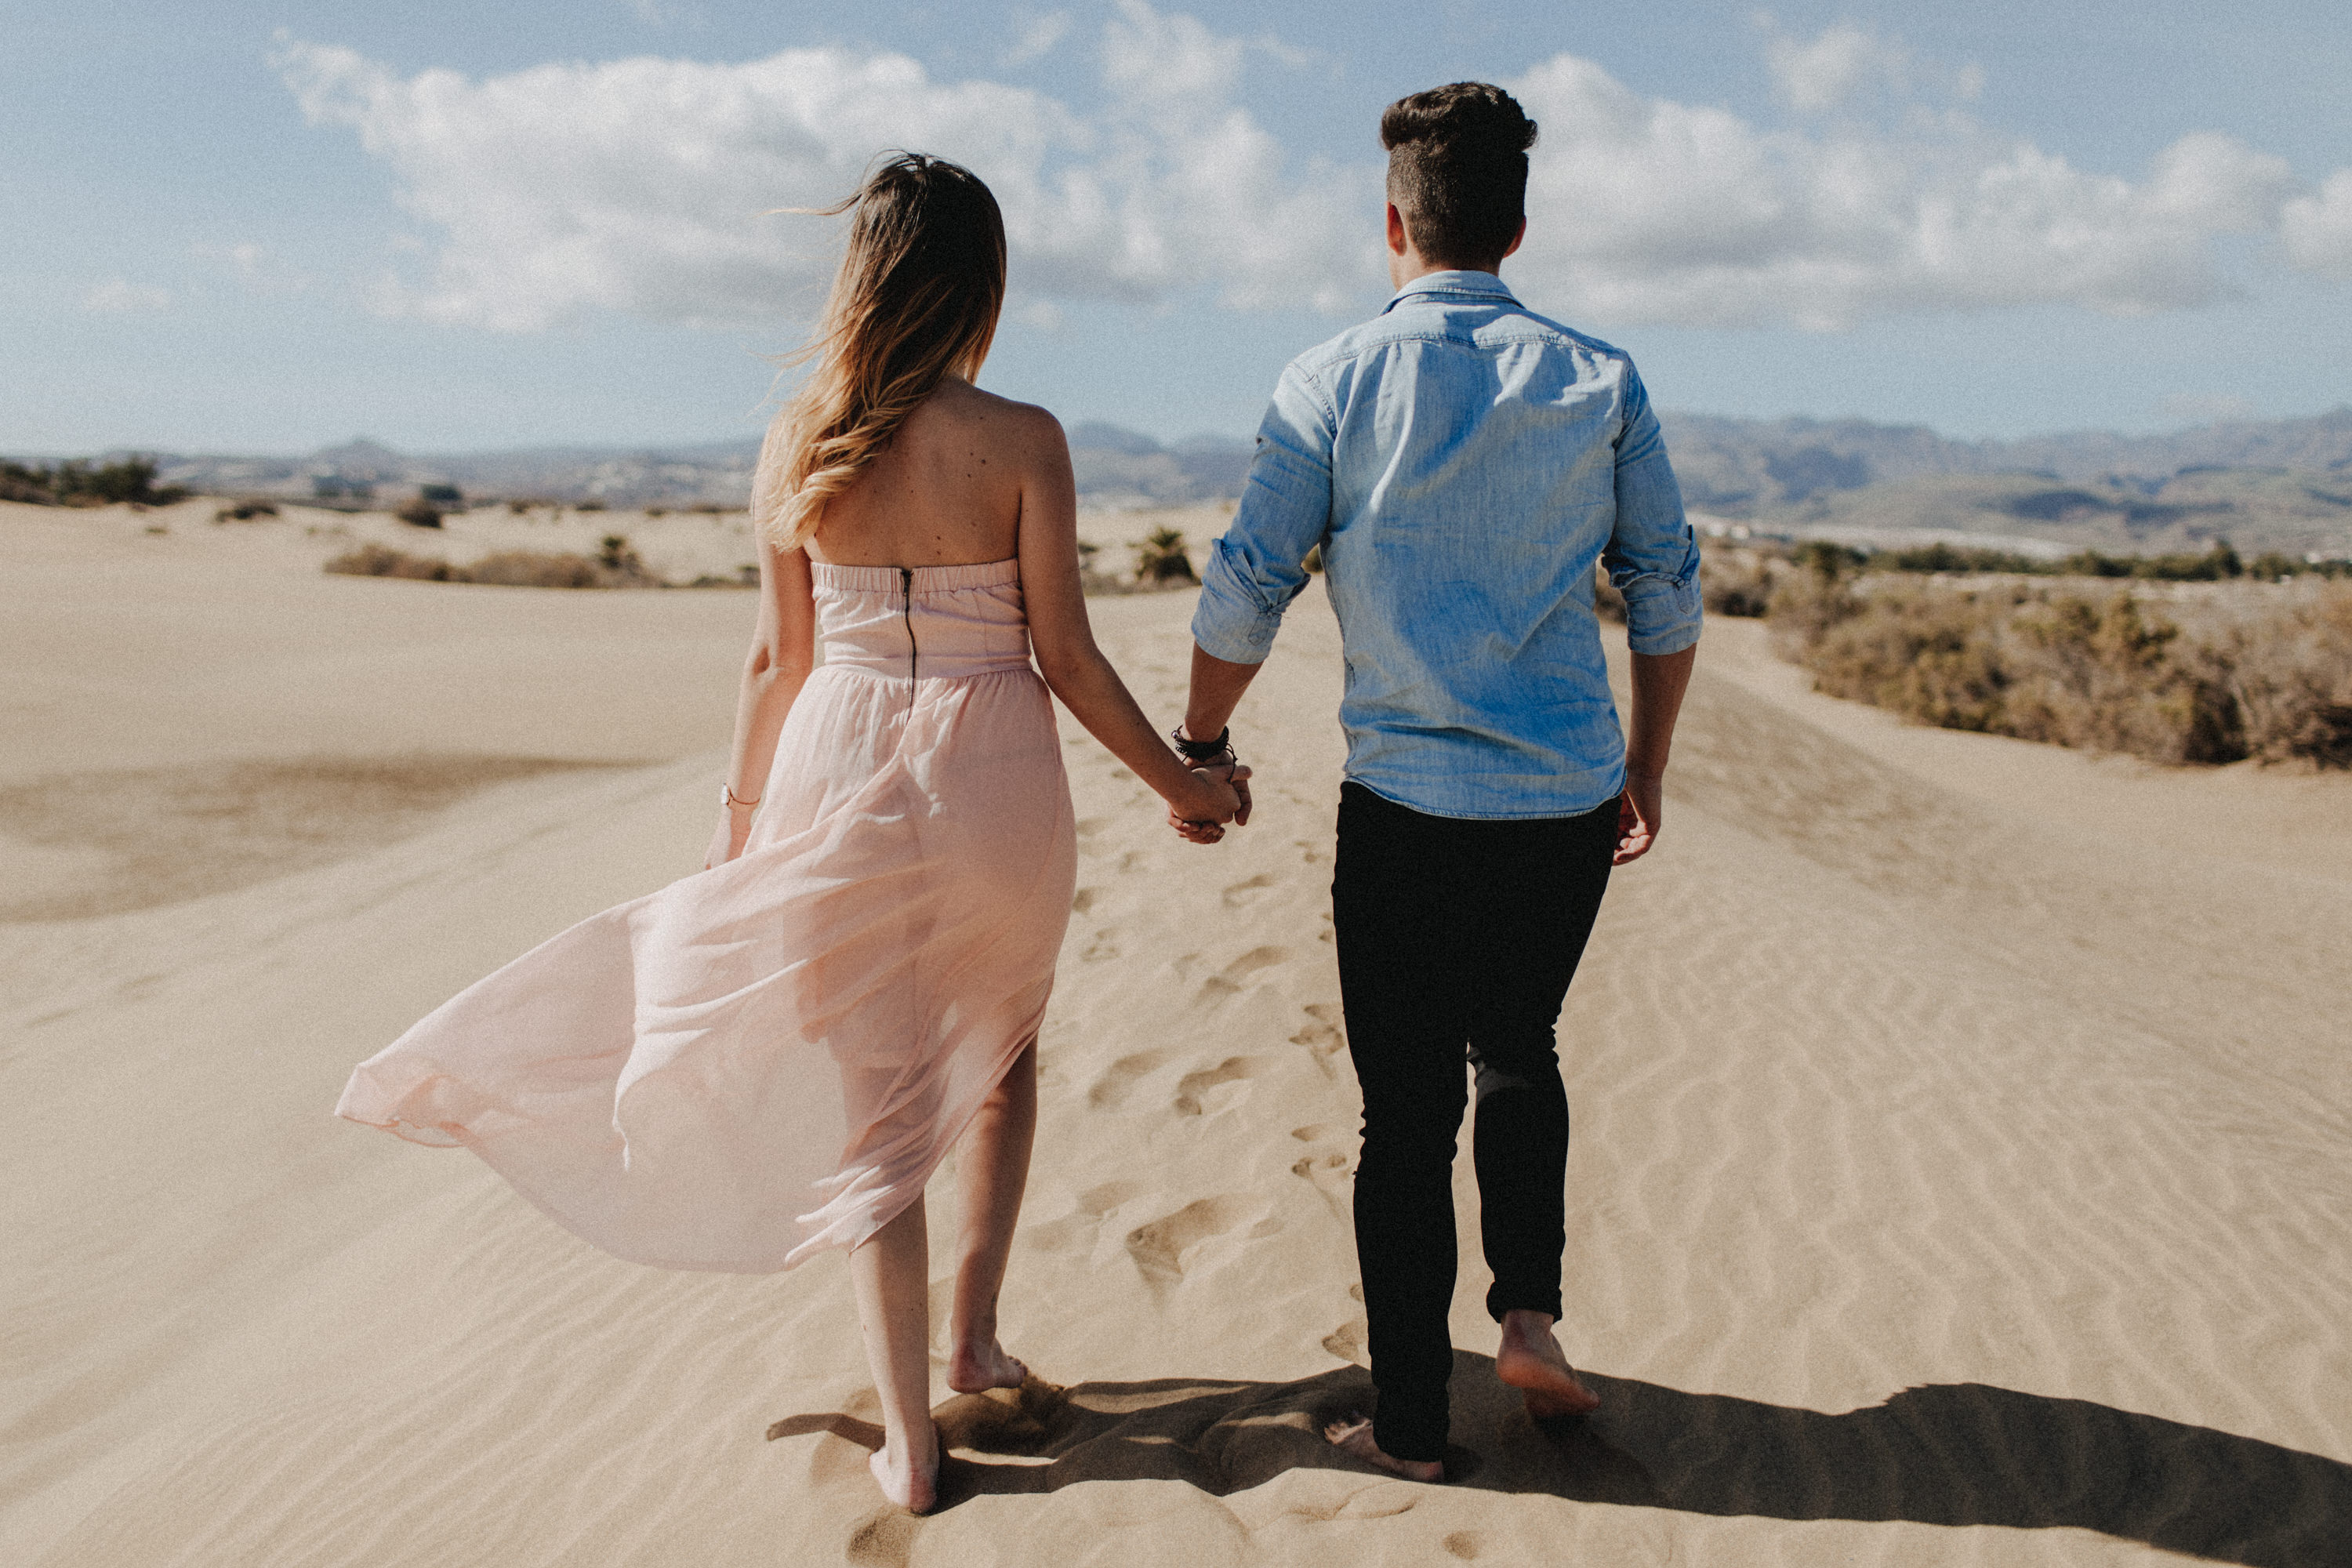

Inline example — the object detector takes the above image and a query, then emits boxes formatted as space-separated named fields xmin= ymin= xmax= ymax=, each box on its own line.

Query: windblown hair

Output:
xmin=1380 ymin=82 xmax=1539 ymax=269
xmin=753 ymin=154 xmax=1007 ymax=550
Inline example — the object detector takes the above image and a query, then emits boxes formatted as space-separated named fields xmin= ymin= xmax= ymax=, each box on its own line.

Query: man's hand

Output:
xmin=1170 ymin=762 xmax=1252 ymax=844
xmin=1613 ymin=769 xmax=1663 ymax=865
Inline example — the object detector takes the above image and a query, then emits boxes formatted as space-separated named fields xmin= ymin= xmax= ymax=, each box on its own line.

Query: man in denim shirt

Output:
xmin=1175 ymin=82 xmax=1701 ymax=1479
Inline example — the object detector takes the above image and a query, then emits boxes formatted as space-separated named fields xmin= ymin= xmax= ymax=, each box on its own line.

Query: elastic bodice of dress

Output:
xmin=810 ymin=558 xmax=1034 ymax=681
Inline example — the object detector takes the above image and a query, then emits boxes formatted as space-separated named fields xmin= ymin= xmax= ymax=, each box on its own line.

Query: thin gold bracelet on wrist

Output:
xmin=722 ymin=784 xmax=762 ymax=811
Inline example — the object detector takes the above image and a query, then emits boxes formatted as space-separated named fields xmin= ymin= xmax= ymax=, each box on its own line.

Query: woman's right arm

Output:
xmin=706 ymin=535 xmax=817 ymax=868
xmin=1015 ymin=411 xmax=1242 ymax=831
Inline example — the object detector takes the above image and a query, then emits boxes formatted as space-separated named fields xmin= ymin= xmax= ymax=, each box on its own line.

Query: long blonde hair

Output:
xmin=753 ymin=154 xmax=1007 ymax=550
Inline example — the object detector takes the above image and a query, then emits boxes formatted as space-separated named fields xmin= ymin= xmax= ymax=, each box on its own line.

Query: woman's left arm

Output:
xmin=706 ymin=536 xmax=817 ymax=868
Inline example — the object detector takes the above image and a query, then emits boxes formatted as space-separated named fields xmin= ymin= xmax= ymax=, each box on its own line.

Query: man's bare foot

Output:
xmin=868 ymin=1423 xmax=940 ymax=1514
xmin=945 ymin=1335 xmax=1028 ymax=1394
xmin=1323 ymin=1418 xmax=1444 ymax=1483
xmin=1496 ymin=1309 xmax=1602 ymax=1418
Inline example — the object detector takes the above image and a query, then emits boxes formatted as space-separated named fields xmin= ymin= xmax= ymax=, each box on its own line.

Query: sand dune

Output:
xmin=4 ymin=510 xmax=2349 ymax=1566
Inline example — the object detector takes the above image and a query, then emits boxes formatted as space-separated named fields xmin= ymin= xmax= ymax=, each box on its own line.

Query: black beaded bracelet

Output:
xmin=1171 ymin=724 xmax=1235 ymax=764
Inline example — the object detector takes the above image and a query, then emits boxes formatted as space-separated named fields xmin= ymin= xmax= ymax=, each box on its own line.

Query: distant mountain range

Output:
xmin=25 ymin=405 xmax=2352 ymax=556
xmin=1659 ymin=406 xmax=2352 ymax=511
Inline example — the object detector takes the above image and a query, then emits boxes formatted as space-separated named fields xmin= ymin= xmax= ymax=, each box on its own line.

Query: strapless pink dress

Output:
xmin=336 ymin=559 xmax=1077 ymax=1272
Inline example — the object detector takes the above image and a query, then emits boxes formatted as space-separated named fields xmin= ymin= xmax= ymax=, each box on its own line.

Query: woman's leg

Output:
xmin=850 ymin=1197 xmax=939 ymax=1512
xmin=947 ymin=1040 xmax=1037 ymax=1392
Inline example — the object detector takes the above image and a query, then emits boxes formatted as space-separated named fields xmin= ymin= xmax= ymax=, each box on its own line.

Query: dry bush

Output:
xmin=326 ymin=544 xmax=612 ymax=589
xmin=325 ymin=543 xmax=461 ymax=582
xmin=395 ymin=499 xmax=444 ymax=528
xmin=2217 ymin=587 xmax=2352 ymax=765
xmin=467 ymin=550 xmax=603 ymax=588
xmin=212 ymin=500 xmax=280 ymax=522
xmin=1768 ymin=570 xmax=2352 ymax=767
xmin=1131 ymin=526 xmax=1198 ymax=586
xmin=1700 ymin=548 xmax=1779 ymax=616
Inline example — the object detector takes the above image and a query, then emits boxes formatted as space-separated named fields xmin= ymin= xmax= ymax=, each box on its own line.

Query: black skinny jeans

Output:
xmin=1333 ymin=782 xmax=1617 ymax=1463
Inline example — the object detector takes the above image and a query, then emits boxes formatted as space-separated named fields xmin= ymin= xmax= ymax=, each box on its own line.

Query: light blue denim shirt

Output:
xmin=1191 ymin=270 xmax=1703 ymax=820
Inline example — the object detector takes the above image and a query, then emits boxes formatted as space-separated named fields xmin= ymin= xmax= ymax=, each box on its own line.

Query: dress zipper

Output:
xmin=899 ymin=565 xmax=917 ymax=698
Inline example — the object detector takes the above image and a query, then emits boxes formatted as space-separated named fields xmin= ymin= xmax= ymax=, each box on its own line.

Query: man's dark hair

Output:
xmin=1380 ymin=82 xmax=1538 ymax=269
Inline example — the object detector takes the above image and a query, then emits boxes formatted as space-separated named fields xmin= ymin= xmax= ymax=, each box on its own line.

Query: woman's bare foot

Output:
xmin=868 ymin=1423 xmax=940 ymax=1514
xmin=946 ymin=1334 xmax=1029 ymax=1393
xmin=1495 ymin=1309 xmax=1601 ymax=1418
xmin=1323 ymin=1417 xmax=1445 ymax=1483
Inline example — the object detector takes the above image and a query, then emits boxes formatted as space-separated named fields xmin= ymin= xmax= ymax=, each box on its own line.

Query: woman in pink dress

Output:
xmin=336 ymin=154 xmax=1246 ymax=1513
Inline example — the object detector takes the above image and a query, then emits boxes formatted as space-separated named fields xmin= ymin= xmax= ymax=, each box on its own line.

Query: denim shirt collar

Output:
xmin=1381 ymin=269 xmax=1519 ymax=314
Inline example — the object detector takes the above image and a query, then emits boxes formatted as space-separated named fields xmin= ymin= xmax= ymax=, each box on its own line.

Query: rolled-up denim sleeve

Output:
xmin=1603 ymin=367 xmax=1704 ymax=656
xmin=1190 ymin=362 xmax=1335 ymax=665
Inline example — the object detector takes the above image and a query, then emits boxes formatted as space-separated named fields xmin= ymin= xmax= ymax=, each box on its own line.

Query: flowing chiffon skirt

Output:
xmin=336 ymin=558 xmax=1078 ymax=1272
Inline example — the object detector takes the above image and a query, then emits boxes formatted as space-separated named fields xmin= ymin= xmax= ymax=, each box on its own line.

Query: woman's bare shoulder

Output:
xmin=927 ymin=379 xmax=1065 ymax=455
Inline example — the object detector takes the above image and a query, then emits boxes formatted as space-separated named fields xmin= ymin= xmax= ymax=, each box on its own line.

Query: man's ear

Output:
xmin=1385 ymin=202 xmax=1411 ymax=258
xmin=1501 ymin=216 xmax=1527 ymax=262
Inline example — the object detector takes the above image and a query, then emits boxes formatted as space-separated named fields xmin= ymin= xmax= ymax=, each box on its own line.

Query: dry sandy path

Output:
xmin=3 ymin=524 xmax=2348 ymax=1566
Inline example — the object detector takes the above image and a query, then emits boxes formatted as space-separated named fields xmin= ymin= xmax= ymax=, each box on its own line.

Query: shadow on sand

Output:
xmin=768 ymin=1351 xmax=2350 ymax=1565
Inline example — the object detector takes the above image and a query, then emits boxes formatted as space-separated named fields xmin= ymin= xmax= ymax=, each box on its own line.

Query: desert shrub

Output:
xmin=212 ymin=500 xmax=279 ymax=522
xmin=1800 ymin=580 xmax=2017 ymax=733
xmin=396 ymin=499 xmax=444 ymax=528
xmin=2 ymin=460 xmax=53 ymax=503
xmin=468 ymin=550 xmax=602 ymax=588
xmin=2219 ymin=587 xmax=2352 ymax=766
xmin=2 ymin=456 xmax=186 ymax=506
xmin=1998 ymin=593 xmax=2241 ymax=763
xmin=325 ymin=543 xmax=460 ymax=581
xmin=575 ymin=498 xmax=608 ymax=512
xmin=1700 ymin=548 xmax=1778 ymax=616
xmin=1132 ymin=526 xmax=1197 ymax=586
xmin=1764 ymin=575 xmax=2351 ymax=766
xmin=644 ymin=506 xmax=667 ymax=517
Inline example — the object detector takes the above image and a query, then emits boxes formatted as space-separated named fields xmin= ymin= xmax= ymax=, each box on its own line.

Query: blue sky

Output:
xmin=5 ymin=0 xmax=2349 ymax=455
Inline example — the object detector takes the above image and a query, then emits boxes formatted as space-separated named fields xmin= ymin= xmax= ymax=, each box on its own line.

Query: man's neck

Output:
xmin=1387 ymin=255 xmax=1502 ymax=291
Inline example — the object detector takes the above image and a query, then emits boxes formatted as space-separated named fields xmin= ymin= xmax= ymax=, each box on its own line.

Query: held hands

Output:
xmin=1169 ymin=760 xmax=1251 ymax=844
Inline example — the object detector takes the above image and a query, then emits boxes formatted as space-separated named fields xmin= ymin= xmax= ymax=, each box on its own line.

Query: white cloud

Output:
xmin=275 ymin=10 xmax=2339 ymax=338
xmin=1005 ymin=11 xmax=1071 ymax=67
xmin=1507 ymin=54 xmax=2299 ymax=329
xmin=83 ymin=278 xmax=170 ymax=314
xmin=2281 ymin=169 xmax=2352 ymax=281
xmin=1766 ymin=23 xmax=1909 ymax=114
xmin=274 ymin=10 xmax=1373 ymax=332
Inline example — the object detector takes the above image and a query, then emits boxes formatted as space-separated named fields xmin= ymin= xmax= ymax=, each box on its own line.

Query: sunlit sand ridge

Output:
xmin=4 ymin=501 xmax=2349 ymax=1566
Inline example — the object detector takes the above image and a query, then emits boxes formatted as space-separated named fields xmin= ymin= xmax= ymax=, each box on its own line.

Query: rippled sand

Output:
xmin=4 ymin=501 xmax=2349 ymax=1566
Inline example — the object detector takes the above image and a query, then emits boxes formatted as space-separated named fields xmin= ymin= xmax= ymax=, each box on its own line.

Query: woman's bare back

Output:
xmin=807 ymin=379 xmax=1049 ymax=568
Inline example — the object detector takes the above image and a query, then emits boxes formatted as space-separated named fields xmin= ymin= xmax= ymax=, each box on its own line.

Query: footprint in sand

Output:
xmin=1080 ymin=927 xmax=1120 ymax=963
xmin=1322 ymin=1316 xmax=1368 ymax=1364
xmin=1288 ymin=1142 xmax=1353 ymax=1217
xmin=1072 ymin=887 xmax=1102 ymax=914
xmin=1287 ymin=1003 xmax=1346 ymax=1073
xmin=1123 ymin=1195 xmax=1263 ymax=1294
xmin=1196 ymin=946 xmax=1294 ymax=1002
xmin=1087 ymin=1050 xmax=1167 ymax=1110
xmin=1221 ymin=872 xmax=1277 ymax=908
xmin=1024 ymin=1178 xmax=1145 ymax=1254
xmin=1173 ymin=1055 xmax=1270 ymax=1116
xmin=1443 ymin=1530 xmax=1485 ymax=1560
